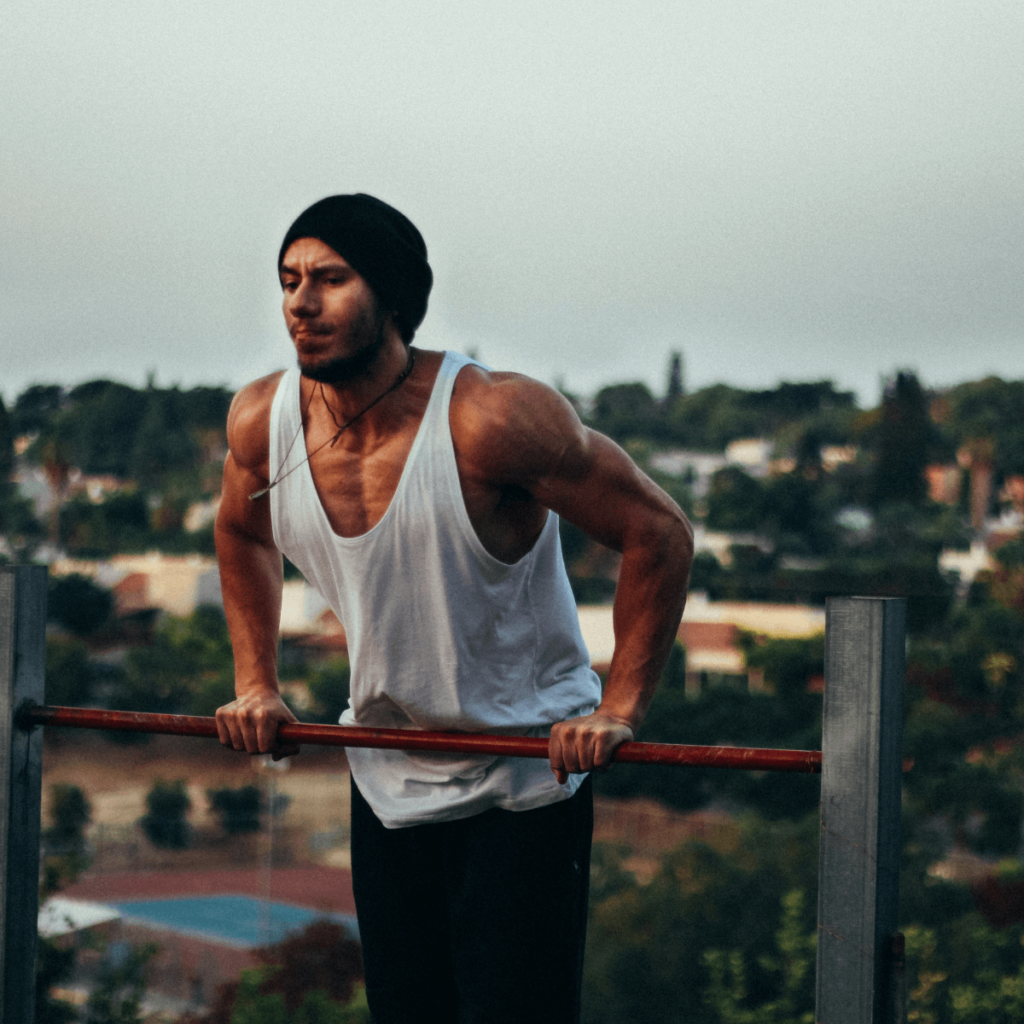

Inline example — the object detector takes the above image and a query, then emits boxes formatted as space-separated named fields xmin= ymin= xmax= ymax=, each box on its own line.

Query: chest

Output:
xmin=302 ymin=407 xmax=545 ymax=565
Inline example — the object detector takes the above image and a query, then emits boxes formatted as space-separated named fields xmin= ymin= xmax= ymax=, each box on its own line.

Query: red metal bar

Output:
xmin=20 ymin=705 xmax=822 ymax=773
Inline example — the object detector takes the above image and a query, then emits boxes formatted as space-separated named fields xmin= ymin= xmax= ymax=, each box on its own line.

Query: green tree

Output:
xmin=82 ymin=942 xmax=158 ymax=1024
xmin=590 ymin=382 xmax=660 ymax=441
xmin=941 ymin=376 xmax=1024 ymax=478
xmin=228 ymin=970 xmax=370 ymax=1024
xmin=0 ymin=395 xmax=14 ymax=497
xmin=306 ymin=658 xmax=352 ymax=724
xmin=582 ymin=817 xmax=819 ymax=1024
xmin=45 ymin=636 xmax=95 ymax=706
xmin=130 ymin=390 xmax=198 ymax=490
xmin=207 ymin=785 xmax=262 ymax=835
xmin=59 ymin=492 xmax=151 ymax=556
xmin=665 ymin=351 xmax=684 ymax=406
xmin=705 ymin=468 xmax=767 ymax=532
xmin=60 ymin=380 xmax=149 ymax=477
xmin=869 ymin=371 xmax=943 ymax=508
xmin=182 ymin=921 xmax=367 ymax=1024
xmin=35 ymin=937 xmax=78 ymax=1024
xmin=139 ymin=778 xmax=191 ymax=849
xmin=43 ymin=783 xmax=91 ymax=855
xmin=48 ymin=574 xmax=113 ymax=636
xmin=110 ymin=606 xmax=234 ymax=718
xmin=702 ymin=889 xmax=816 ymax=1024
xmin=670 ymin=384 xmax=761 ymax=450
xmin=12 ymin=383 xmax=63 ymax=434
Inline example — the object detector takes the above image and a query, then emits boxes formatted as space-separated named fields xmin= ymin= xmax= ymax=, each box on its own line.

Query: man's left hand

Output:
xmin=549 ymin=712 xmax=634 ymax=784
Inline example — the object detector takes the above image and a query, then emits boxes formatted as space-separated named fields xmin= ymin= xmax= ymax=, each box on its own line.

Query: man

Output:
xmin=215 ymin=193 xmax=693 ymax=1023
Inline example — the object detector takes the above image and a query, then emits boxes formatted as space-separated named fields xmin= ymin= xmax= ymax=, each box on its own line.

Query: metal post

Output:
xmin=0 ymin=565 xmax=47 ymax=1024
xmin=816 ymin=597 xmax=905 ymax=1024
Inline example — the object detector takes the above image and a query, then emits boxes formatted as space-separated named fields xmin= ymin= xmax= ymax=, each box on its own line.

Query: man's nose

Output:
xmin=287 ymin=280 xmax=319 ymax=316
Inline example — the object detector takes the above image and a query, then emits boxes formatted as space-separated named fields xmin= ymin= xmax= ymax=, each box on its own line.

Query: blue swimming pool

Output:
xmin=111 ymin=895 xmax=359 ymax=948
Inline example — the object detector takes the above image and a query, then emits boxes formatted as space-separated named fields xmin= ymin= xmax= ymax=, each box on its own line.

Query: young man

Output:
xmin=215 ymin=194 xmax=693 ymax=1023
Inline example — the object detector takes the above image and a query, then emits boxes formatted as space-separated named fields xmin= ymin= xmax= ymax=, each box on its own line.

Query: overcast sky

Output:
xmin=3 ymin=1 xmax=1022 ymax=409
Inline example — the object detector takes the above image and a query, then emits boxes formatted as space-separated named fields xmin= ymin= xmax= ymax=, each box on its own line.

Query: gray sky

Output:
xmin=3 ymin=1 xmax=1023 ymax=409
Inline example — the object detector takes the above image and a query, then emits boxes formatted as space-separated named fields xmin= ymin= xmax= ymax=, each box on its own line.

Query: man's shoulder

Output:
xmin=227 ymin=370 xmax=288 ymax=471
xmin=451 ymin=362 xmax=565 ymax=424
xmin=450 ymin=363 xmax=586 ymax=482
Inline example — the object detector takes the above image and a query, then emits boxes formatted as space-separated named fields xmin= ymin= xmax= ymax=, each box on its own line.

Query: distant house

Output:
xmin=113 ymin=572 xmax=150 ymax=616
xmin=648 ymin=438 xmax=781 ymax=495
xmin=1002 ymin=475 xmax=1024 ymax=515
xmin=52 ymin=553 xmax=223 ymax=619
xmin=13 ymin=466 xmax=132 ymax=517
xmin=820 ymin=445 xmax=858 ymax=472
xmin=183 ymin=497 xmax=222 ymax=533
xmin=577 ymin=593 xmax=824 ymax=695
xmin=647 ymin=450 xmax=727 ymax=498
xmin=725 ymin=438 xmax=773 ymax=477
xmin=691 ymin=524 xmax=772 ymax=567
xmin=939 ymin=542 xmax=994 ymax=594
xmin=926 ymin=464 xmax=963 ymax=505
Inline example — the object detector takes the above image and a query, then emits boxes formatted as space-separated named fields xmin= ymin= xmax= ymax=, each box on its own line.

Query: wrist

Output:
xmin=595 ymin=704 xmax=640 ymax=733
xmin=235 ymin=678 xmax=283 ymax=700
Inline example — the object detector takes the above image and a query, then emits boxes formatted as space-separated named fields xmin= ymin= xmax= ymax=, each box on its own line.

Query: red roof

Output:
xmin=61 ymin=866 xmax=356 ymax=916
xmin=678 ymin=621 xmax=738 ymax=651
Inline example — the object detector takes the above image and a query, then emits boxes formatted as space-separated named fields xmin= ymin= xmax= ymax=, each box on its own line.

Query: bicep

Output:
xmin=216 ymin=452 xmax=277 ymax=551
xmin=531 ymin=429 xmax=683 ymax=552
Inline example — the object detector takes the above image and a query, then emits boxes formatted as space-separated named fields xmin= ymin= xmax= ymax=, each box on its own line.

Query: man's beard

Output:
xmin=297 ymin=318 xmax=388 ymax=384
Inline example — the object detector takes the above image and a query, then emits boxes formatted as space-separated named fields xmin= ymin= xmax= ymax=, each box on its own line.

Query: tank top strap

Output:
xmin=423 ymin=350 xmax=477 ymax=433
xmin=268 ymin=368 xmax=303 ymax=487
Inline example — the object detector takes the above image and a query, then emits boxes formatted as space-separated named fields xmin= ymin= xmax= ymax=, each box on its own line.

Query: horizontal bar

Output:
xmin=20 ymin=705 xmax=823 ymax=773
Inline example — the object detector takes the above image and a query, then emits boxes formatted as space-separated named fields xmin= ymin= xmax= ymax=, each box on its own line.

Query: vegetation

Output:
xmin=40 ymin=782 xmax=92 ymax=903
xmin=10 ymin=364 xmax=1024 ymax=1018
xmin=582 ymin=817 xmax=819 ymax=1023
xmin=80 ymin=942 xmax=158 ymax=1024
xmin=139 ymin=778 xmax=192 ymax=849
xmin=105 ymin=606 xmax=236 ymax=725
xmin=182 ymin=921 xmax=367 ymax=1024
xmin=48 ymin=574 xmax=113 ymax=637
xmin=207 ymin=784 xmax=262 ymax=835
xmin=17 ymin=379 xmax=231 ymax=490
xmin=44 ymin=638 xmax=96 ymax=707
xmin=43 ymin=783 xmax=92 ymax=856
xmin=305 ymin=657 xmax=352 ymax=724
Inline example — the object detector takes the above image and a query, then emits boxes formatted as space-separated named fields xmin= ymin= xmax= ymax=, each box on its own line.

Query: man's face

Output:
xmin=280 ymin=237 xmax=389 ymax=384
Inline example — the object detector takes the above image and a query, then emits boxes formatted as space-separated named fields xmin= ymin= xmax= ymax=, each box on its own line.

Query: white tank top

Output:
xmin=268 ymin=351 xmax=602 ymax=827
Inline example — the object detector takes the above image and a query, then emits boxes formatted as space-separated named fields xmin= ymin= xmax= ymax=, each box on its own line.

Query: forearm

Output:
xmin=215 ymin=522 xmax=284 ymax=697
xmin=599 ymin=515 xmax=693 ymax=731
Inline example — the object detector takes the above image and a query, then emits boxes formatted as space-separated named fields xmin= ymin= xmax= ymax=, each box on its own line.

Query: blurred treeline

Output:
xmin=584 ymin=370 xmax=1024 ymax=475
xmin=563 ymin=371 xmax=1024 ymax=635
xmin=0 ymin=378 xmax=231 ymax=557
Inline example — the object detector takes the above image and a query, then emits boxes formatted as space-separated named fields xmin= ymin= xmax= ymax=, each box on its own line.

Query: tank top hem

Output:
xmin=369 ymin=774 xmax=588 ymax=830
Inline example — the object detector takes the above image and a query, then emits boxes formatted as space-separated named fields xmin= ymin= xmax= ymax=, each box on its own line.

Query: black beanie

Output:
xmin=278 ymin=194 xmax=433 ymax=341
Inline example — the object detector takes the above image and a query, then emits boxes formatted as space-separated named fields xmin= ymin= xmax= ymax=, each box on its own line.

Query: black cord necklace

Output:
xmin=249 ymin=348 xmax=416 ymax=501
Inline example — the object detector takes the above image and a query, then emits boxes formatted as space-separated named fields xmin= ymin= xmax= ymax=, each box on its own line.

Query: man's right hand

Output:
xmin=215 ymin=688 xmax=301 ymax=761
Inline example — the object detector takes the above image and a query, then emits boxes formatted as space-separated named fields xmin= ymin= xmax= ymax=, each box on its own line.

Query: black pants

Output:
xmin=350 ymin=776 xmax=593 ymax=1024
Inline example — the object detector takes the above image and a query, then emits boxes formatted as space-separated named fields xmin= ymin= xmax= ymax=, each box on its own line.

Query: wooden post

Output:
xmin=816 ymin=597 xmax=905 ymax=1024
xmin=0 ymin=566 xmax=47 ymax=1023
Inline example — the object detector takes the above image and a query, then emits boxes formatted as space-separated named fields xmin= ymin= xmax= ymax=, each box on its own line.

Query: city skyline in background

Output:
xmin=3 ymin=2 xmax=1023 ymax=408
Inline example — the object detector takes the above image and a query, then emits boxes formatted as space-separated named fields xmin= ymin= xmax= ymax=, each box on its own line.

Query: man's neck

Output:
xmin=314 ymin=337 xmax=412 ymax=420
